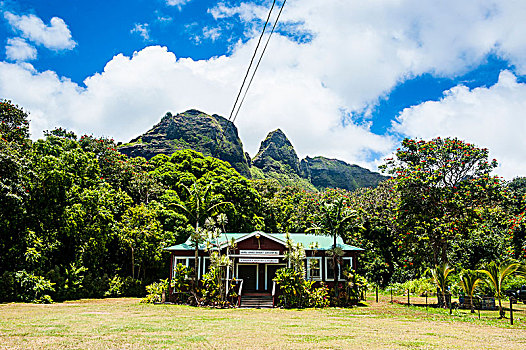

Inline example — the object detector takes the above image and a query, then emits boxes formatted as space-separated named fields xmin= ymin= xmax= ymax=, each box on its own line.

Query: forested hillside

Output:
xmin=1 ymin=100 xmax=525 ymax=303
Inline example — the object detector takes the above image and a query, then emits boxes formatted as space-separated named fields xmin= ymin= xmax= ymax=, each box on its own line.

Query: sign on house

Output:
xmin=239 ymin=258 xmax=280 ymax=264
xmin=239 ymin=250 xmax=280 ymax=256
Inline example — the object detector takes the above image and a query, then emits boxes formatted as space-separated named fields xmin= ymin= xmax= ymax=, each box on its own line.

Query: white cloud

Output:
xmin=166 ymin=0 xmax=192 ymax=10
xmin=5 ymin=37 xmax=37 ymax=61
xmin=0 ymin=45 xmax=394 ymax=170
xmin=131 ymin=23 xmax=150 ymax=41
xmin=2 ymin=1 xmax=526 ymax=175
xmin=393 ymin=71 xmax=526 ymax=179
xmin=202 ymin=26 xmax=221 ymax=41
xmin=4 ymin=12 xmax=76 ymax=51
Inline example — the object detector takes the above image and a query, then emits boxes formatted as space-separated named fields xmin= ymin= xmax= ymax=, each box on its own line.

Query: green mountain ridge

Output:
xmin=119 ymin=110 xmax=251 ymax=177
xmin=119 ymin=110 xmax=387 ymax=191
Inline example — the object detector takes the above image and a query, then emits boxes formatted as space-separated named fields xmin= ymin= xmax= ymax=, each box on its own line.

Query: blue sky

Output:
xmin=1 ymin=0 xmax=526 ymax=178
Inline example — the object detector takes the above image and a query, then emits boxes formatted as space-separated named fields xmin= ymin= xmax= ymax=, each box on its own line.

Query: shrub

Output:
xmin=105 ymin=275 xmax=124 ymax=297
xmin=391 ymin=277 xmax=435 ymax=296
xmin=141 ymin=279 xmax=168 ymax=303
xmin=307 ymin=282 xmax=330 ymax=308
xmin=274 ymin=268 xmax=330 ymax=308
xmin=15 ymin=270 xmax=55 ymax=303
xmin=105 ymin=275 xmax=144 ymax=297
xmin=171 ymin=263 xmax=192 ymax=303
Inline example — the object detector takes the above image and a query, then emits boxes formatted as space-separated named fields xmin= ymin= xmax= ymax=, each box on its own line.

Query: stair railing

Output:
xmin=272 ymin=281 xmax=276 ymax=307
xmin=237 ymin=279 xmax=244 ymax=307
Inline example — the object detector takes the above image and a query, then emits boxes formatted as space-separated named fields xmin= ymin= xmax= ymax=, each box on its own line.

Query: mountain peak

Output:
xmin=252 ymin=129 xmax=301 ymax=176
xmin=119 ymin=110 xmax=251 ymax=177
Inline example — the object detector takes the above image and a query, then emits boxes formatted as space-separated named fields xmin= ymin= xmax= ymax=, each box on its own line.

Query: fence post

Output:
xmin=510 ymin=297 xmax=514 ymax=325
xmin=390 ymin=287 xmax=393 ymax=303
xmin=425 ymin=292 xmax=428 ymax=311
xmin=407 ymin=289 xmax=410 ymax=306
xmin=376 ymin=285 xmax=379 ymax=303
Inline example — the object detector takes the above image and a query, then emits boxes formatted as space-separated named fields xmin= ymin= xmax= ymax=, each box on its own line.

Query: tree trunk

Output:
xmin=498 ymin=297 xmax=505 ymax=318
xmin=131 ymin=246 xmax=135 ymax=279
xmin=194 ymin=221 xmax=199 ymax=293
xmin=441 ymin=242 xmax=448 ymax=265
xmin=333 ymin=234 xmax=338 ymax=300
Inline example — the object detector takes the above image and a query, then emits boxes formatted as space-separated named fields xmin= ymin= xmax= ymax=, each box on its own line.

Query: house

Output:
xmin=164 ymin=231 xmax=363 ymax=299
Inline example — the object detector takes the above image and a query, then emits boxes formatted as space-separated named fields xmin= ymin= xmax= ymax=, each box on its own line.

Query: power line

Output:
xmin=214 ymin=0 xmax=286 ymax=160
xmin=232 ymin=0 xmax=287 ymax=124
xmin=227 ymin=0 xmax=277 ymax=122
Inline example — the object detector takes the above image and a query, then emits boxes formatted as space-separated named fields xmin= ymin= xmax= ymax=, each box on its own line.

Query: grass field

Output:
xmin=1 ymin=294 xmax=526 ymax=349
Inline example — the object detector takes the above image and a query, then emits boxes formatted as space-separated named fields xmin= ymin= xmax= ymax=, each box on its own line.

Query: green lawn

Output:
xmin=1 ymin=295 xmax=526 ymax=349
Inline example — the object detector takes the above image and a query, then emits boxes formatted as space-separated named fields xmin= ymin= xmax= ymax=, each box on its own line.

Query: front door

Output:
xmin=238 ymin=265 xmax=257 ymax=292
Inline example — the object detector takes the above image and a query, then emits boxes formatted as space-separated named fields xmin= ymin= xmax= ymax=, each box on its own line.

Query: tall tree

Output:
xmin=171 ymin=182 xmax=232 ymax=288
xmin=308 ymin=189 xmax=363 ymax=299
xmin=381 ymin=137 xmax=502 ymax=265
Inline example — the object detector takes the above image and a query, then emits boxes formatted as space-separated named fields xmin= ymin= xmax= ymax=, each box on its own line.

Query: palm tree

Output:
xmin=430 ymin=263 xmax=455 ymax=308
xmin=307 ymin=194 xmax=363 ymax=300
xmin=478 ymin=260 xmax=520 ymax=318
xmin=172 ymin=181 xmax=232 ymax=290
xmin=458 ymin=269 xmax=483 ymax=313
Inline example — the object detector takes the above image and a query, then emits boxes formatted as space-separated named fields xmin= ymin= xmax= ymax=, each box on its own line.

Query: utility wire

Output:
xmin=227 ymin=0 xmax=277 ymax=122
xmin=232 ymin=0 xmax=287 ymax=124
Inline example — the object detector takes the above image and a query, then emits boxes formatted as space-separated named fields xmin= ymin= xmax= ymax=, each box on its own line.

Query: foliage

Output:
xmin=478 ymin=260 xmax=521 ymax=318
xmin=141 ymin=279 xmax=168 ymax=304
xmin=308 ymin=188 xmax=364 ymax=298
xmin=15 ymin=270 xmax=55 ymax=303
xmin=381 ymin=137 xmax=503 ymax=266
xmin=104 ymin=275 xmax=144 ymax=297
xmin=273 ymin=267 xmax=311 ymax=308
xmin=429 ymin=263 xmax=455 ymax=308
xmin=170 ymin=263 xmax=192 ymax=303
xmin=347 ymin=181 xmax=401 ymax=286
xmin=284 ymin=232 xmax=306 ymax=276
xmin=458 ymin=269 xmax=483 ymax=313
xmin=391 ymin=277 xmax=435 ymax=297
xmin=0 ymin=100 xmax=30 ymax=145
xmin=273 ymin=267 xmax=330 ymax=308
xmin=341 ymin=268 xmax=368 ymax=305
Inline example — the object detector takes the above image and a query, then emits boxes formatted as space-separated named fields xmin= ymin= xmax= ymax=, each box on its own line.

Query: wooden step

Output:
xmin=240 ymin=296 xmax=274 ymax=308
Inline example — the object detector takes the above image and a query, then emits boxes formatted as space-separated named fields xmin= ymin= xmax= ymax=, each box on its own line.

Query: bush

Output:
xmin=0 ymin=271 xmax=17 ymax=302
xmin=274 ymin=268 xmax=330 ymax=308
xmin=307 ymin=282 xmax=330 ymax=308
xmin=105 ymin=275 xmax=144 ymax=297
xmin=141 ymin=279 xmax=168 ymax=303
xmin=391 ymin=277 xmax=435 ymax=296
xmin=200 ymin=267 xmax=222 ymax=304
xmin=15 ymin=270 xmax=55 ymax=303
xmin=170 ymin=263 xmax=192 ymax=304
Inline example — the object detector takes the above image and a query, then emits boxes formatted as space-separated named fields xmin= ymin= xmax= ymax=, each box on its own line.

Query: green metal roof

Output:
xmin=164 ymin=231 xmax=363 ymax=251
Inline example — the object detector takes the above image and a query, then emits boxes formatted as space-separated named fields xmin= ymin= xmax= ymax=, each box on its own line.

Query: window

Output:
xmin=172 ymin=257 xmax=197 ymax=278
xmin=203 ymin=257 xmax=211 ymax=274
xmin=307 ymin=257 xmax=322 ymax=280
xmin=325 ymin=257 xmax=353 ymax=280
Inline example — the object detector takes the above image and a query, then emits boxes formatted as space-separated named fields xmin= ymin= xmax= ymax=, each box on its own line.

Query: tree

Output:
xmin=0 ymin=100 xmax=30 ymax=145
xmin=478 ymin=260 xmax=520 ymax=318
xmin=429 ymin=263 xmax=455 ymax=308
xmin=149 ymin=150 xmax=261 ymax=233
xmin=171 ymin=181 xmax=232 ymax=289
xmin=458 ymin=269 xmax=483 ymax=313
xmin=348 ymin=180 xmax=402 ymax=287
xmin=308 ymin=189 xmax=363 ymax=299
xmin=119 ymin=203 xmax=169 ymax=280
xmin=381 ymin=137 xmax=502 ymax=265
